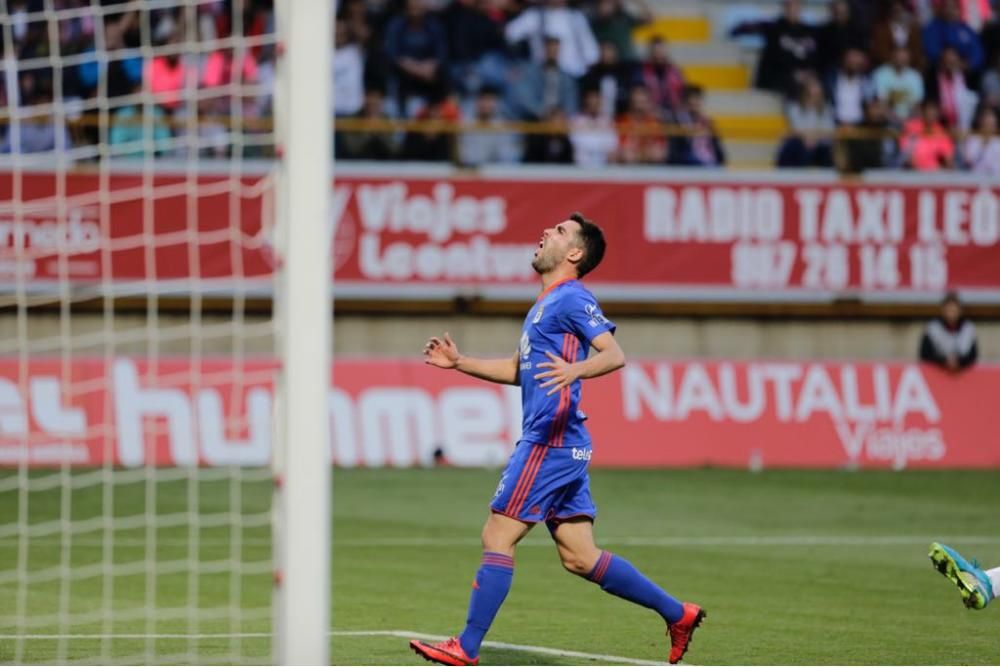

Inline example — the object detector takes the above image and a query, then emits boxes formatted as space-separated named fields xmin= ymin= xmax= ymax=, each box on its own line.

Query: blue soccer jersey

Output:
xmin=517 ymin=279 xmax=616 ymax=447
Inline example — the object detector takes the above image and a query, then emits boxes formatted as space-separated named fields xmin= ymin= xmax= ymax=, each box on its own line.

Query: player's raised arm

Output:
xmin=533 ymin=330 xmax=624 ymax=395
xmin=423 ymin=332 xmax=520 ymax=385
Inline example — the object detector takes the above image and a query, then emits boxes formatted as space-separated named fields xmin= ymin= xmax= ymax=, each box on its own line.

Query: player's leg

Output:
xmin=457 ymin=512 xmax=532 ymax=656
xmin=410 ymin=442 xmax=538 ymax=666
xmin=929 ymin=542 xmax=996 ymax=609
xmin=548 ymin=477 xmax=706 ymax=665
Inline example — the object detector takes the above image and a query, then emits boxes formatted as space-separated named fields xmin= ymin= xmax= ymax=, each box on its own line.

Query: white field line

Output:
xmin=0 ymin=629 xmax=668 ymax=666
xmin=1 ymin=535 xmax=999 ymax=548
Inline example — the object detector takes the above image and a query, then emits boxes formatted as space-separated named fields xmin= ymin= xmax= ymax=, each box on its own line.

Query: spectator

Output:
xmin=458 ymin=86 xmax=521 ymax=166
xmin=981 ymin=14 xmax=1000 ymax=71
xmin=873 ymin=45 xmax=925 ymax=125
xmin=777 ymin=77 xmax=835 ymax=167
xmin=383 ymin=0 xmax=449 ymax=117
xmin=334 ymin=19 xmax=365 ymax=117
xmin=146 ymin=33 xmax=191 ymax=113
xmin=108 ymin=83 xmax=172 ymax=158
xmin=961 ymin=106 xmax=1000 ymax=175
xmin=0 ymin=91 xmax=71 ymax=154
xmin=669 ymin=85 xmax=725 ymax=167
xmin=616 ymin=85 xmax=667 ymax=164
xmin=817 ymin=0 xmax=868 ymax=77
xmin=522 ymin=109 xmax=574 ymax=163
xmin=504 ymin=0 xmax=598 ymax=78
xmin=569 ymin=88 xmax=618 ymax=167
xmin=74 ymin=12 xmax=142 ymax=102
xmin=900 ymin=99 xmax=955 ymax=170
xmin=955 ymin=0 xmax=993 ymax=31
xmin=400 ymin=93 xmax=460 ymax=161
xmin=870 ymin=0 xmax=926 ymax=71
xmin=638 ymin=37 xmax=686 ymax=116
xmin=923 ymin=0 xmax=984 ymax=72
xmin=843 ymin=97 xmax=896 ymax=173
xmin=920 ymin=292 xmax=978 ymax=372
xmin=926 ymin=46 xmax=979 ymax=131
xmin=588 ymin=0 xmax=652 ymax=65
xmin=337 ymin=88 xmax=399 ymax=160
xmin=505 ymin=36 xmax=578 ymax=121
xmin=731 ymin=0 xmax=821 ymax=97
xmin=978 ymin=51 xmax=1000 ymax=109
xmin=827 ymin=47 xmax=874 ymax=126
xmin=581 ymin=42 xmax=633 ymax=119
xmin=443 ymin=0 xmax=508 ymax=95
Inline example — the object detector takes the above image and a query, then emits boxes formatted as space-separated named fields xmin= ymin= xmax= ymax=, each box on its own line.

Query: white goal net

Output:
xmin=0 ymin=0 xmax=331 ymax=663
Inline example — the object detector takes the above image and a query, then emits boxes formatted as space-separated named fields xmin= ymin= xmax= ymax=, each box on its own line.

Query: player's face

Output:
xmin=531 ymin=219 xmax=583 ymax=274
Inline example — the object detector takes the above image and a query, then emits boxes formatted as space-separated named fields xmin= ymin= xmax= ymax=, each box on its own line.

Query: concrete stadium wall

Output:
xmin=4 ymin=313 xmax=999 ymax=362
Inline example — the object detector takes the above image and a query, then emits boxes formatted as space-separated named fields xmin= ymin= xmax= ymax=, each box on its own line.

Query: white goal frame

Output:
xmin=273 ymin=0 xmax=333 ymax=663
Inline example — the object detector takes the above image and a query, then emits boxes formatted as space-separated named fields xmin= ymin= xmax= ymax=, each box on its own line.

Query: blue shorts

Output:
xmin=489 ymin=440 xmax=597 ymax=527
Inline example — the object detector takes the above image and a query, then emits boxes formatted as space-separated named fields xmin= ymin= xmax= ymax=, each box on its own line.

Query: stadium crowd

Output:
xmin=750 ymin=0 xmax=1000 ymax=172
xmin=2 ymin=0 xmax=1000 ymax=172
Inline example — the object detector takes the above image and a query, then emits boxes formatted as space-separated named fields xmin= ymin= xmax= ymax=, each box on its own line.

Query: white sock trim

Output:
xmin=987 ymin=567 xmax=1000 ymax=599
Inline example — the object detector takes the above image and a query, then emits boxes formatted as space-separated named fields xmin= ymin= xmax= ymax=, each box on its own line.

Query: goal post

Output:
xmin=272 ymin=0 xmax=333 ymax=663
xmin=0 ymin=0 xmax=332 ymax=663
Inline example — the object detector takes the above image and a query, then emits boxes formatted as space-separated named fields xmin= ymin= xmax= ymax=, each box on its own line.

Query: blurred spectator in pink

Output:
xmin=147 ymin=31 xmax=190 ymax=113
xmin=638 ymin=37 xmax=685 ymax=116
xmin=961 ymin=106 xmax=1000 ymax=175
xmin=777 ymin=77 xmax=835 ymax=167
xmin=616 ymin=86 xmax=667 ymax=164
xmin=926 ymin=45 xmax=979 ymax=130
xmin=581 ymin=42 xmax=634 ymax=118
xmin=923 ymin=0 xmax=984 ymax=71
xmin=900 ymin=99 xmax=956 ymax=170
xmin=384 ymin=0 xmax=449 ymax=117
xmin=873 ymin=45 xmax=924 ymax=125
xmin=669 ymin=85 xmax=725 ymax=167
xmin=569 ymin=87 xmax=618 ymax=167
xmin=871 ymin=0 xmax=925 ymax=71
xmin=827 ymin=47 xmax=874 ymax=126
xmin=730 ymin=0 xmax=820 ymax=97
xmin=588 ymin=0 xmax=652 ymax=65
xmin=505 ymin=0 xmax=598 ymax=78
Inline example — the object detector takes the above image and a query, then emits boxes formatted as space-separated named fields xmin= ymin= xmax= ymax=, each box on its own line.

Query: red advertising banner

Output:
xmin=3 ymin=169 xmax=1000 ymax=300
xmin=1 ymin=358 xmax=998 ymax=470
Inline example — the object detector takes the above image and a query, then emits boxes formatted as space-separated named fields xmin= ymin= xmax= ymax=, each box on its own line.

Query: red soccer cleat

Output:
xmin=410 ymin=636 xmax=479 ymax=666
xmin=667 ymin=602 xmax=707 ymax=664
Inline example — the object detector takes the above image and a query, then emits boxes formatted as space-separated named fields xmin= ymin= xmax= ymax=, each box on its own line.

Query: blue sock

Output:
xmin=587 ymin=550 xmax=684 ymax=624
xmin=458 ymin=552 xmax=514 ymax=658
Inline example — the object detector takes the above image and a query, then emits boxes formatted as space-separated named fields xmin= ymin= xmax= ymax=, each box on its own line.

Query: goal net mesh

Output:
xmin=0 ymin=0 xmax=282 ymax=662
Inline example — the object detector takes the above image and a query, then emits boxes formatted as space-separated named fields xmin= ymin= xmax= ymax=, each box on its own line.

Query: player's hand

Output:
xmin=533 ymin=351 xmax=580 ymax=395
xmin=423 ymin=332 xmax=461 ymax=369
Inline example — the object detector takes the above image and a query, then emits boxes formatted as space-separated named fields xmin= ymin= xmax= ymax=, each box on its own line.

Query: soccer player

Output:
xmin=411 ymin=213 xmax=706 ymax=666
xmin=930 ymin=542 xmax=998 ymax=610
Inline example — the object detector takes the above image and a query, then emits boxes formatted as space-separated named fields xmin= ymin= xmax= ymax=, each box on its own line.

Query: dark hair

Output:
xmin=942 ymin=291 xmax=961 ymax=306
xmin=683 ymin=84 xmax=704 ymax=101
xmin=569 ymin=212 xmax=606 ymax=278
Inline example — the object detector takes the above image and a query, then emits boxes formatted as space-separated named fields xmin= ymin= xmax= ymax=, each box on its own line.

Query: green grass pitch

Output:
xmin=2 ymin=467 xmax=1000 ymax=664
